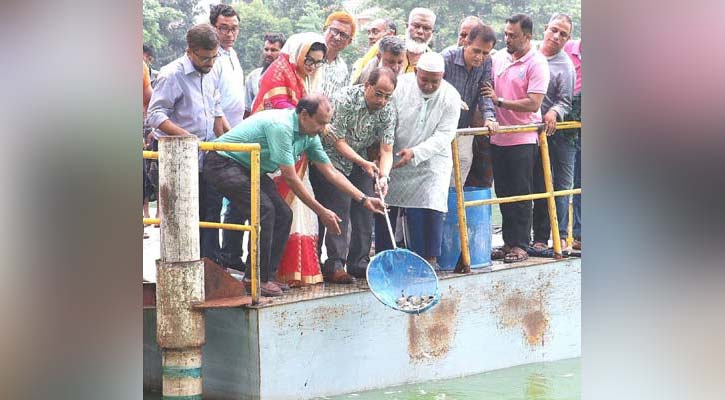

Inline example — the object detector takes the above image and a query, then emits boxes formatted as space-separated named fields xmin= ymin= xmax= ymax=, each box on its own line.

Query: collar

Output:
xmin=182 ymin=55 xmax=199 ymax=76
xmin=506 ymin=46 xmax=536 ymax=64
xmin=452 ymin=46 xmax=467 ymax=68
xmin=218 ymin=46 xmax=233 ymax=56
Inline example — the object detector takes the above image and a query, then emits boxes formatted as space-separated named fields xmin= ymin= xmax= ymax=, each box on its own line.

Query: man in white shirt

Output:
xmin=376 ymin=52 xmax=461 ymax=268
xmin=210 ymin=4 xmax=247 ymax=272
xmin=210 ymin=4 xmax=245 ymax=128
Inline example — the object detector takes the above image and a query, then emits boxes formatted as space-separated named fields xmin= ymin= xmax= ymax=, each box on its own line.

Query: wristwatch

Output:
xmin=357 ymin=194 xmax=368 ymax=204
xmin=496 ymin=98 xmax=504 ymax=108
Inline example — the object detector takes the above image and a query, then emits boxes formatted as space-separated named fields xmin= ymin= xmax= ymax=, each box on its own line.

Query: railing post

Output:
xmin=249 ymin=149 xmax=261 ymax=304
xmin=451 ymin=136 xmax=471 ymax=273
xmin=156 ymin=135 xmax=205 ymax=399
xmin=538 ymin=131 xmax=563 ymax=259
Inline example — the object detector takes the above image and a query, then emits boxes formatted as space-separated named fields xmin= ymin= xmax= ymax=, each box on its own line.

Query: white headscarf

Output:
xmin=280 ymin=32 xmax=326 ymax=91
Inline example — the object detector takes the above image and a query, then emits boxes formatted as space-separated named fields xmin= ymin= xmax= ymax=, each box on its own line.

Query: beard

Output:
xmin=405 ymin=31 xmax=431 ymax=54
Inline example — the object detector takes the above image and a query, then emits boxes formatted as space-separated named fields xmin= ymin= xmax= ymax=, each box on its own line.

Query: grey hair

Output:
xmin=408 ymin=7 xmax=436 ymax=25
xmin=548 ymin=13 xmax=574 ymax=32
xmin=378 ymin=36 xmax=405 ymax=56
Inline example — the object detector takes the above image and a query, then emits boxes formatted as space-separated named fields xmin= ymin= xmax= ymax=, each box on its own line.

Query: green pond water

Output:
xmin=143 ymin=358 xmax=579 ymax=399
xmin=316 ymin=358 xmax=580 ymax=400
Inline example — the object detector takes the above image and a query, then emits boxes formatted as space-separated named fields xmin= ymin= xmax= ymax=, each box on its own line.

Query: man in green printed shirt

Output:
xmin=203 ymin=94 xmax=386 ymax=296
xmin=311 ymin=67 xmax=397 ymax=283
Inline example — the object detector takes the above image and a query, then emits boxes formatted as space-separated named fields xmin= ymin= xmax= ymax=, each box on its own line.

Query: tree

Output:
xmin=142 ymin=0 xmax=203 ymax=67
xmin=233 ymin=0 xmax=294 ymax=73
xmin=143 ymin=0 xmax=185 ymax=67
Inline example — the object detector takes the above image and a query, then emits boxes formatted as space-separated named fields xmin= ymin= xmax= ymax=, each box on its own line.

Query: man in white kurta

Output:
xmin=375 ymin=52 xmax=461 ymax=266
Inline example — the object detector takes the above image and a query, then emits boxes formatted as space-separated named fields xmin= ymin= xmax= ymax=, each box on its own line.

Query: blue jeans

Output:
xmin=570 ymin=134 xmax=581 ymax=240
xmin=374 ymin=207 xmax=445 ymax=258
xmin=533 ymin=132 xmax=579 ymax=242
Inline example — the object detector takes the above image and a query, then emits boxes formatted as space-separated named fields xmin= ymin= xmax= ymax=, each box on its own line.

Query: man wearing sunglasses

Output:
xmin=146 ymin=23 xmax=229 ymax=263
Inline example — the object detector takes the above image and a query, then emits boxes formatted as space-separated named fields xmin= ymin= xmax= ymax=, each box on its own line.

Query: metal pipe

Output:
xmin=538 ymin=131 xmax=563 ymax=259
xmin=143 ymin=218 xmax=253 ymax=232
xmin=457 ymin=121 xmax=582 ymax=136
xmin=450 ymin=137 xmax=471 ymax=272
xmin=464 ymin=189 xmax=581 ymax=207
xmin=567 ymin=197 xmax=574 ymax=248
xmin=249 ymin=149 xmax=261 ymax=305
xmin=199 ymin=142 xmax=261 ymax=152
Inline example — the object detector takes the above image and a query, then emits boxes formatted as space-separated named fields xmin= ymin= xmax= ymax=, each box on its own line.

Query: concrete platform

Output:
xmin=143 ymin=255 xmax=581 ymax=399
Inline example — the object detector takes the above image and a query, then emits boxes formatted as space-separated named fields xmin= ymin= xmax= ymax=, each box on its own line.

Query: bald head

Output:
xmin=297 ymin=94 xmax=332 ymax=136
xmin=458 ymin=16 xmax=483 ymax=46
xmin=367 ymin=18 xmax=393 ymax=46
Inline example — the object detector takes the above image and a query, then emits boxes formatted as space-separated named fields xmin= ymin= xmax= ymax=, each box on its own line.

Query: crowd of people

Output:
xmin=142 ymin=4 xmax=583 ymax=297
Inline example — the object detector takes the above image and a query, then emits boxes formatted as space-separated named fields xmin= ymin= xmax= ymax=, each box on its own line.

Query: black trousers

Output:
xmin=309 ymin=164 xmax=374 ymax=275
xmin=199 ymin=170 xmax=223 ymax=262
xmin=202 ymin=151 xmax=292 ymax=282
xmin=218 ymin=202 xmax=247 ymax=270
xmin=491 ymin=144 xmax=537 ymax=250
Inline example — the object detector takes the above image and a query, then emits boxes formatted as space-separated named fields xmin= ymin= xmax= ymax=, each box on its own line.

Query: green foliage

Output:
xmin=142 ymin=0 xmax=202 ymax=67
xmin=143 ymin=0 xmax=580 ymax=72
xmin=142 ymin=0 xmax=185 ymax=67
xmin=233 ymin=0 xmax=294 ymax=73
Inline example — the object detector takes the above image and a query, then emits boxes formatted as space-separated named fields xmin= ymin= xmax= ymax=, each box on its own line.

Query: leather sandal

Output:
xmin=504 ymin=247 xmax=529 ymax=264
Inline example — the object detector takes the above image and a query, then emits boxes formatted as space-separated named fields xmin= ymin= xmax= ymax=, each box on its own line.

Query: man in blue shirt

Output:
xmin=146 ymin=23 xmax=229 ymax=263
xmin=203 ymin=94 xmax=386 ymax=296
xmin=441 ymin=20 xmax=499 ymax=186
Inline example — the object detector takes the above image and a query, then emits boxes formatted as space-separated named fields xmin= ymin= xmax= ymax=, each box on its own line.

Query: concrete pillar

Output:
xmin=156 ymin=135 xmax=205 ymax=399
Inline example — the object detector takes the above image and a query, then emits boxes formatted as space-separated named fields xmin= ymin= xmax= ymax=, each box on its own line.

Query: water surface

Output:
xmin=317 ymin=358 xmax=580 ymax=400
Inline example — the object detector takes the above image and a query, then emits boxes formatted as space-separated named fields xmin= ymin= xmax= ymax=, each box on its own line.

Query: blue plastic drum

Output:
xmin=366 ymin=248 xmax=441 ymax=314
xmin=438 ymin=187 xmax=492 ymax=270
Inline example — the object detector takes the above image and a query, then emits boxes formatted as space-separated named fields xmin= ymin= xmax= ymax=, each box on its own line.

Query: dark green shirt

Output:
xmin=215 ymin=108 xmax=330 ymax=173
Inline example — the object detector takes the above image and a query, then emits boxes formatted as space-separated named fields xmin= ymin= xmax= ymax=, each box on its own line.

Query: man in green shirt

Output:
xmin=311 ymin=67 xmax=397 ymax=282
xmin=203 ymin=94 xmax=386 ymax=296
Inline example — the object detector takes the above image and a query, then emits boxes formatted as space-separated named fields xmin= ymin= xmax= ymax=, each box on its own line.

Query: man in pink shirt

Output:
xmin=482 ymin=13 xmax=550 ymax=263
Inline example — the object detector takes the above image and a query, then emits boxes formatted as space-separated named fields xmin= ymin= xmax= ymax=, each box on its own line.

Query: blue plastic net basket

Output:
xmin=366 ymin=248 xmax=441 ymax=314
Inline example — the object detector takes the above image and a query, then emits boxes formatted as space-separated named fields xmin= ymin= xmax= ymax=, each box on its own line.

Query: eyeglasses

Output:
xmin=372 ymin=90 xmax=393 ymax=100
xmin=327 ymin=27 xmax=351 ymax=41
xmin=192 ymin=50 xmax=220 ymax=63
xmin=409 ymin=22 xmax=434 ymax=33
xmin=217 ymin=25 xmax=239 ymax=35
xmin=304 ymin=55 xmax=325 ymax=68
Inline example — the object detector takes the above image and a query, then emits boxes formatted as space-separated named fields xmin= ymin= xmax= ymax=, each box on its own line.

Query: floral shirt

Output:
xmin=318 ymin=56 xmax=349 ymax=97
xmin=319 ymin=85 xmax=396 ymax=175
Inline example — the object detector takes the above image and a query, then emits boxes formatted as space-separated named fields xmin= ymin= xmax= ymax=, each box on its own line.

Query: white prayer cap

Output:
xmin=416 ymin=52 xmax=445 ymax=73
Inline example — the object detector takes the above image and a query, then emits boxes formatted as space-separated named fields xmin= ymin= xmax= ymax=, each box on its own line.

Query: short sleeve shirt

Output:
xmin=215 ymin=108 xmax=330 ymax=173
xmin=490 ymin=47 xmax=550 ymax=146
xmin=320 ymin=85 xmax=396 ymax=175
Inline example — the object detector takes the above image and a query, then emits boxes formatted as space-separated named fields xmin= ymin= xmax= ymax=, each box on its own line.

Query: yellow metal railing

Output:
xmin=143 ymin=142 xmax=263 ymax=305
xmin=451 ymin=121 xmax=582 ymax=271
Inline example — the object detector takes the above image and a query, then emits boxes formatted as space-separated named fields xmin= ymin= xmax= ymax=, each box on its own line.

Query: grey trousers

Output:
xmin=309 ymin=164 xmax=374 ymax=275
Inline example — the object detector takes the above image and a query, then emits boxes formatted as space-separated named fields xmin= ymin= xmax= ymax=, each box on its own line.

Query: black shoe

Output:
xmin=347 ymin=266 xmax=367 ymax=279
